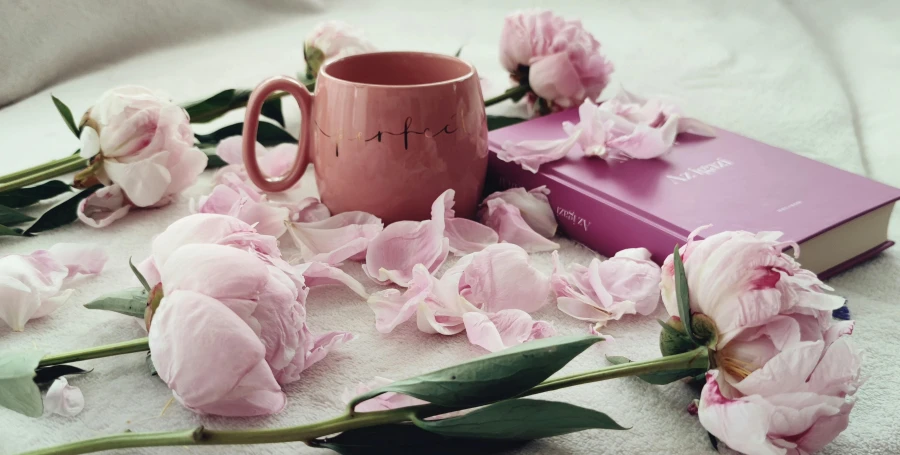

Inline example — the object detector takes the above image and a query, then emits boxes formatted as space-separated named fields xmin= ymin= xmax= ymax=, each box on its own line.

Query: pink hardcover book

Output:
xmin=487 ymin=109 xmax=900 ymax=279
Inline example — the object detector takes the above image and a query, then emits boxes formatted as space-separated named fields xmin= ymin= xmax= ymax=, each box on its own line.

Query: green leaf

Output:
xmin=413 ymin=398 xmax=627 ymax=440
xmin=487 ymin=115 xmax=527 ymax=131
xmin=183 ymin=89 xmax=252 ymax=124
xmin=0 ymin=204 xmax=34 ymax=226
xmin=33 ymin=365 xmax=90 ymax=386
xmin=673 ymin=244 xmax=697 ymax=344
xmin=0 ymin=180 xmax=72 ymax=208
xmin=129 ymin=258 xmax=151 ymax=292
xmin=0 ymin=350 xmax=45 ymax=417
xmin=348 ymin=335 xmax=603 ymax=410
xmin=84 ymin=287 xmax=148 ymax=318
xmin=658 ymin=319 xmax=697 ymax=357
xmin=23 ymin=185 xmax=101 ymax=234
xmin=261 ymin=97 xmax=285 ymax=127
xmin=0 ymin=224 xmax=25 ymax=236
xmin=203 ymin=150 xmax=228 ymax=169
xmin=52 ymin=95 xmax=80 ymax=137
xmin=309 ymin=423 xmax=526 ymax=455
xmin=605 ymin=354 xmax=708 ymax=385
xmin=454 ymin=46 xmax=463 ymax=57
xmin=195 ymin=122 xmax=296 ymax=148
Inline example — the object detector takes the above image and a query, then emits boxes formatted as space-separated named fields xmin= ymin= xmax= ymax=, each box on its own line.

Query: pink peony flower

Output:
xmin=305 ymin=21 xmax=376 ymax=78
xmin=146 ymin=216 xmax=354 ymax=416
xmin=367 ymin=243 xmax=554 ymax=352
xmin=0 ymin=243 xmax=107 ymax=331
xmin=500 ymin=10 xmax=613 ymax=112
xmin=661 ymin=227 xmax=859 ymax=455
xmin=76 ymin=86 xmax=207 ymax=227
xmin=552 ymin=248 xmax=661 ymax=327
xmin=193 ymin=173 xmax=290 ymax=238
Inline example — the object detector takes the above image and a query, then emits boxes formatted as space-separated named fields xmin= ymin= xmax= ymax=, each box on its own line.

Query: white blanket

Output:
xmin=2 ymin=1 xmax=899 ymax=454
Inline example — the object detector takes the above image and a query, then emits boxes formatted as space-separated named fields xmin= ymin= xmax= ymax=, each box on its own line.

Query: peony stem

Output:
xmin=483 ymin=84 xmax=531 ymax=107
xmin=37 ymin=337 xmax=150 ymax=367
xmin=0 ymin=156 xmax=87 ymax=193
xmin=21 ymin=347 xmax=706 ymax=455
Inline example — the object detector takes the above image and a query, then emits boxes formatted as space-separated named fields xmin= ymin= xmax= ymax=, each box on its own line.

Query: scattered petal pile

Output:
xmin=0 ymin=243 xmax=107 ymax=331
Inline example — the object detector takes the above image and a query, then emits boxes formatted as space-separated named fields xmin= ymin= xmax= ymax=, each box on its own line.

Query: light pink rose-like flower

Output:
xmin=305 ymin=21 xmax=376 ymax=78
xmin=500 ymin=10 xmax=613 ymax=112
xmin=44 ymin=377 xmax=85 ymax=417
xmin=147 ymin=224 xmax=354 ymax=416
xmin=287 ymin=211 xmax=384 ymax=266
xmin=367 ymin=243 xmax=554 ymax=352
xmin=76 ymin=86 xmax=207 ymax=227
xmin=552 ymin=248 xmax=661 ymax=327
xmin=0 ymin=243 xmax=107 ymax=331
xmin=660 ymin=227 xmax=859 ymax=455
xmin=193 ymin=173 xmax=290 ymax=238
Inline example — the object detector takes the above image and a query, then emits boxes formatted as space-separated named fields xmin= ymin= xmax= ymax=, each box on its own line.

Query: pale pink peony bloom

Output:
xmin=661 ymin=227 xmax=858 ymax=455
xmin=77 ymin=86 xmax=207 ymax=227
xmin=552 ymin=248 xmax=661 ymax=327
xmin=193 ymin=173 xmax=290 ymax=238
xmin=44 ymin=377 xmax=85 ymax=417
xmin=479 ymin=197 xmax=559 ymax=253
xmin=305 ymin=21 xmax=376 ymax=77
xmin=500 ymin=10 xmax=613 ymax=111
xmin=367 ymin=243 xmax=553 ymax=352
xmin=481 ymin=186 xmax=557 ymax=238
xmin=148 ymin=238 xmax=354 ymax=416
xmin=287 ymin=211 xmax=384 ymax=266
xmin=0 ymin=244 xmax=107 ymax=331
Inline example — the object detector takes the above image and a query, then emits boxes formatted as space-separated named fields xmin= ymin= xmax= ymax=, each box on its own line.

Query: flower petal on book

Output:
xmin=287 ymin=211 xmax=384 ymax=265
xmin=497 ymin=129 xmax=581 ymax=173
xmin=295 ymin=261 xmax=368 ymax=299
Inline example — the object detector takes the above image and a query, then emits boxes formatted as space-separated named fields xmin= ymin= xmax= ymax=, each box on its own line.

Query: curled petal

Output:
xmin=445 ymin=218 xmax=498 ymax=255
xmin=285 ymin=197 xmax=332 ymax=223
xmin=458 ymin=243 xmax=550 ymax=313
xmin=295 ymin=261 xmax=368 ymax=299
xmin=305 ymin=331 xmax=355 ymax=370
xmin=497 ymin=129 xmax=581 ymax=173
xmin=215 ymin=136 xmax=258 ymax=165
xmin=552 ymin=251 xmax=647 ymax=327
xmin=699 ymin=372 xmax=782 ymax=455
xmin=462 ymin=310 xmax=556 ymax=352
xmin=287 ymin=211 xmax=384 ymax=265
xmin=479 ymin=199 xmax=559 ymax=253
xmin=342 ymin=377 xmax=429 ymax=413
xmin=363 ymin=220 xmax=449 ymax=286
xmin=79 ymin=127 xmax=101 ymax=159
xmin=77 ymin=185 xmax=132 ymax=228
xmin=367 ymin=264 xmax=435 ymax=332
xmin=45 ymin=377 xmax=85 ymax=417
xmin=482 ymin=186 xmax=557 ymax=238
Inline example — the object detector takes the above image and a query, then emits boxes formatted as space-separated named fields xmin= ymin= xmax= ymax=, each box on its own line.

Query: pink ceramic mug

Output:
xmin=241 ymin=51 xmax=488 ymax=223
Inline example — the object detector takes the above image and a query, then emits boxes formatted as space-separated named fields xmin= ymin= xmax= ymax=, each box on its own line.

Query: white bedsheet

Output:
xmin=2 ymin=1 xmax=899 ymax=454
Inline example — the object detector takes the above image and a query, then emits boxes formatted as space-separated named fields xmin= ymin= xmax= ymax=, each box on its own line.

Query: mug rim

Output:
xmin=318 ymin=51 xmax=476 ymax=89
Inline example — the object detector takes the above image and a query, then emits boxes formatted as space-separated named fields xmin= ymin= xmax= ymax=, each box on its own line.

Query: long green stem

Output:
xmin=21 ymin=347 xmax=706 ymax=455
xmin=484 ymin=84 xmax=531 ymax=107
xmin=38 ymin=337 xmax=149 ymax=367
xmin=0 ymin=157 xmax=87 ymax=193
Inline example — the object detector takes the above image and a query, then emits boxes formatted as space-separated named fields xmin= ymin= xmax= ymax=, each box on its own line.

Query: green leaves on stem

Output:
xmin=23 ymin=185 xmax=102 ymax=235
xmin=606 ymin=353 xmax=708 ymax=385
xmin=52 ymin=95 xmax=80 ymax=138
xmin=0 ymin=180 xmax=72 ymax=208
xmin=84 ymin=287 xmax=149 ymax=318
xmin=673 ymin=244 xmax=696 ymax=342
xmin=486 ymin=115 xmax=527 ymax=131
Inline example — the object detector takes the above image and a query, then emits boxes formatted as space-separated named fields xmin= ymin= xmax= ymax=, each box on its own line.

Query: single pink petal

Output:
xmin=807 ymin=337 xmax=863 ymax=397
xmin=149 ymin=289 xmax=285 ymax=416
xmin=445 ymin=218 xmax=498 ymax=255
xmin=103 ymin=151 xmax=172 ymax=207
xmin=733 ymin=341 xmax=825 ymax=396
xmin=260 ymin=143 xmax=299 ymax=178
xmin=497 ymin=129 xmax=581 ymax=173
xmin=343 ymin=377 xmax=429 ymax=413
xmin=46 ymin=243 xmax=108 ymax=280
xmin=463 ymin=310 xmax=556 ymax=352
xmin=216 ymin=136 xmax=262 ymax=165
xmin=698 ymin=371 xmax=782 ymax=455
xmin=367 ymin=264 xmax=435 ymax=332
xmin=482 ymin=186 xmax=557 ymax=238
xmin=287 ymin=211 xmax=384 ymax=265
xmin=528 ymin=52 xmax=587 ymax=109
xmin=286 ymin=197 xmax=332 ymax=223
xmin=159 ymin=244 xmax=270 ymax=303
xmin=458 ymin=243 xmax=550 ymax=313
xmin=604 ymin=118 xmax=676 ymax=160
xmin=363 ymin=219 xmax=449 ymax=286
xmin=44 ymin=377 xmax=85 ymax=417
xmin=77 ymin=185 xmax=132 ymax=228
xmin=479 ymin=199 xmax=559 ymax=253
xmin=304 ymin=331 xmax=355 ymax=369
xmin=0 ymin=275 xmax=41 ymax=331
xmin=295 ymin=261 xmax=368 ymax=299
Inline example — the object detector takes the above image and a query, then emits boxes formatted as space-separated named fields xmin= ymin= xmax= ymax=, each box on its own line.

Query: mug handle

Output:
xmin=242 ymin=76 xmax=313 ymax=192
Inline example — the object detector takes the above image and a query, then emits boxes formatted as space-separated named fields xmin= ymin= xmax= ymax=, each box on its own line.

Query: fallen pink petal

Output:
xmin=77 ymin=185 xmax=132 ymax=228
xmin=287 ymin=211 xmax=384 ymax=265
xmin=194 ymin=173 xmax=290 ymax=237
xmin=440 ymin=189 xmax=498 ymax=255
xmin=295 ymin=261 xmax=369 ymax=299
xmin=497 ymin=130 xmax=581 ymax=173
xmin=463 ymin=309 xmax=555 ymax=352
xmin=481 ymin=186 xmax=557 ymax=238
xmin=44 ymin=378 xmax=85 ymax=417
xmin=479 ymin=198 xmax=560 ymax=252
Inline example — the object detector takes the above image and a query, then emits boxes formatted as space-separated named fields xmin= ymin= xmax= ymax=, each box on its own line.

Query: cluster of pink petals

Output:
xmin=0 ymin=244 xmax=107 ymax=331
xmin=661 ymin=227 xmax=860 ymax=455
xmin=193 ymin=173 xmax=290 ymax=237
xmin=143 ymin=214 xmax=357 ymax=416
xmin=287 ymin=211 xmax=384 ymax=265
xmin=499 ymin=9 xmax=613 ymax=111
xmin=44 ymin=377 xmax=85 ymax=417
xmin=497 ymin=89 xmax=716 ymax=173
xmin=478 ymin=186 xmax=559 ymax=252
xmin=214 ymin=137 xmax=299 ymax=191
xmin=77 ymin=86 xmax=207 ymax=227
xmin=368 ymin=243 xmax=554 ymax=352
xmin=551 ymin=248 xmax=661 ymax=327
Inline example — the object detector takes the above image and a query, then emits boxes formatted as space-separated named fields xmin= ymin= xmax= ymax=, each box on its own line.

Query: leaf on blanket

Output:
xmin=23 ymin=185 xmax=101 ymax=235
xmin=605 ymin=354 xmax=709 ymax=385
xmin=347 ymin=335 xmax=603 ymax=410
xmin=413 ymin=399 xmax=627 ymax=439
xmin=309 ymin=423 xmax=527 ymax=455
xmin=33 ymin=365 xmax=90 ymax=387
xmin=0 ymin=224 xmax=26 ymax=236
xmin=0 ymin=350 xmax=45 ymax=417
xmin=0 ymin=204 xmax=34 ymax=226
xmin=0 ymin=180 xmax=72 ymax=208
xmin=487 ymin=115 xmax=527 ymax=131
xmin=84 ymin=287 xmax=148 ymax=318
xmin=51 ymin=95 xmax=80 ymax=138
xmin=195 ymin=122 xmax=296 ymax=148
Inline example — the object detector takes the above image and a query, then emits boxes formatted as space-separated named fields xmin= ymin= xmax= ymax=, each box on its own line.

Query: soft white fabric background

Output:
xmin=2 ymin=1 xmax=899 ymax=454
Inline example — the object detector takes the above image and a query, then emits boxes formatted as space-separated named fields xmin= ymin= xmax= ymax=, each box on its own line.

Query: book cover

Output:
xmin=486 ymin=109 xmax=900 ymax=278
